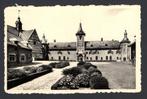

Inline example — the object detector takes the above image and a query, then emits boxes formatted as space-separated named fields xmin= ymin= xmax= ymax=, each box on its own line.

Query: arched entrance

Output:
xmin=77 ymin=54 xmax=83 ymax=62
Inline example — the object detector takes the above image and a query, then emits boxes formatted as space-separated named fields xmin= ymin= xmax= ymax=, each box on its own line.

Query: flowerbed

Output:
xmin=51 ymin=62 xmax=109 ymax=90
xmin=7 ymin=64 xmax=53 ymax=89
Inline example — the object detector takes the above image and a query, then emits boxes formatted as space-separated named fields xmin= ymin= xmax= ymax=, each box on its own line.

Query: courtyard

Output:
xmin=7 ymin=61 xmax=135 ymax=92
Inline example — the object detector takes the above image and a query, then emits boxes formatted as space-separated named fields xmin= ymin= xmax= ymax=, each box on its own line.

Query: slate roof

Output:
xmin=48 ymin=40 xmax=120 ymax=50
xmin=7 ymin=25 xmax=35 ymax=41
xmin=7 ymin=25 xmax=32 ymax=50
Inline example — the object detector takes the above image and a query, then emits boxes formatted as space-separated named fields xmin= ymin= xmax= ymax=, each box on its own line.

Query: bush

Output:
xmin=23 ymin=66 xmax=37 ymax=74
xmin=7 ymin=69 xmax=28 ymax=80
xmin=77 ymin=62 xmax=97 ymax=70
xmin=77 ymin=61 xmax=86 ymax=66
xmin=51 ymin=75 xmax=79 ymax=89
xmin=49 ymin=62 xmax=58 ymax=68
xmin=54 ymin=61 xmax=70 ymax=68
xmin=40 ymin=65 xmax=52 ymax=71
xmin=88 ymin=67 xmax=102 ymax=76
xmin=89 ymin=76 xmax=109 ymax=89
xmin=72 ymin=73 xmax=90 ymax=87
xmin=62 ymin=67 xmax=82 ymax=76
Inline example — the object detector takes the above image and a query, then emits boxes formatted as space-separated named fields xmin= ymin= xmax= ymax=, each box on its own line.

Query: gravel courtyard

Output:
xmin=8 ymin=61 xmax=135 ymax=92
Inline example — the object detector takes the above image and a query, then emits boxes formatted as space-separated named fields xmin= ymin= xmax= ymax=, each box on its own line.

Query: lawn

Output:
xmin=92 ymin=62 xmax=135 ymax=89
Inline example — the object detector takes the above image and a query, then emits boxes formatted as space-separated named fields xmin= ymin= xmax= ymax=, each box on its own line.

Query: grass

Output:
xmin=92 ymin=62 xmax=135 ymax=89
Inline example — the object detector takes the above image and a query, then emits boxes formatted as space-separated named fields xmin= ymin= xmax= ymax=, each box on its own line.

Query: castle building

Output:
xmin=42 ymin=23 xmax=132 ymax=62
xmin=7 ymin=16 xmax=42 ymax=67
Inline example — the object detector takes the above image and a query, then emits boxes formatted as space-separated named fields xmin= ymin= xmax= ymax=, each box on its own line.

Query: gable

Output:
xmin=29 ymin=30 xmax=40 ymax=42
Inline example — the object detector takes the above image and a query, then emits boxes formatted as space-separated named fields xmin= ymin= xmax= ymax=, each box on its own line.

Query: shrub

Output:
xmin=7 ymin=69 xmax=28 ymax=80
xmin=23 ymin=66 xmax=37 ymax=74
xmin=40 ymin=65 xmax=52 ymax=70
xmin=49 ymin=62 xmax=58 ymax=68
xmin=62 ymin=67 xmax=82 ymax=76
xmin=51 ymin=75 xmax=78 ymax=89
xmin=89 ymin=76 xmax=109 ymax=89
xmin=54 ymin=61 xmax=70 ymax=68
xmin=77 ymin=61 xmax=86 ymax=66
xmin=72 ymin=73 xmax=90 ymax=87
xmin=77 ymin=62 xmax=97 ymax=70
xmin=88 ymin=67 xmax=102 ymax=76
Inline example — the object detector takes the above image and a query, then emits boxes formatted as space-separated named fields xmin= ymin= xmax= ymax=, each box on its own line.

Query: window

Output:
xmin=20 ymin=54 xmax=26 ymax=62
xmin=67 ymin=57 xmax=69 ymax=60
xmin=51 ymin=57 xmax=53 ymax=60
xmin=63 ymin=56 xmax=66 ymax=60
xmin=106 ymin=56 xmax=108 ymax=60
xmin=9 ymin=53 xmax=16 ymax=62
xmin=95 ymin=56 xmax=98 ymax=60
xmin=101 ymin=57 xmax=103 ymax=60
xmin=123 ymin=57 xmax=126 ymax=61
xmin=87 ymin=57 xmax=88 ymax=59
xmin=108 ymin=50 xmax=113 ymax=54
xmin=117 ymin=57 xmax=119 ymax=60
xmin=59 ymin=56 xmax=61 ymax=60
xmin=67 ymin=51 xmax=70 ymax=54
xmin=90 ymin=57 xmax=92 ymax=60
xmin=33 ymin=41 xmax=36 ymax=45
xmin=110 ymin=56 xmax=112 ymax=61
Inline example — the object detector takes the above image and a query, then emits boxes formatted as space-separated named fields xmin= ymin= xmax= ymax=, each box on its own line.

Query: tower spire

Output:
xmin=15 ymin=9 xmax=22 ymax=33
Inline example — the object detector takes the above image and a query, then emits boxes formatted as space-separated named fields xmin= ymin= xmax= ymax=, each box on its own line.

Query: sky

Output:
xmin=5 ymin=5 xmax=141 ymax=43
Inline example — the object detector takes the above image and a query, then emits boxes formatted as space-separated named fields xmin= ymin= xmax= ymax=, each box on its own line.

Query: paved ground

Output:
xmin=8 ymin=61 xmax=135 ymax=91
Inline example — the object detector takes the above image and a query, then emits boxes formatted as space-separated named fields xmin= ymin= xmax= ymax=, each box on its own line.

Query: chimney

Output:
xmin=54 ymin=39 xmax=56 ymax=42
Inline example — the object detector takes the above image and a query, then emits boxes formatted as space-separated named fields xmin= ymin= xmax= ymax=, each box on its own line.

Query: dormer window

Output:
xmin=67 ymin=51 xmax=70 ymax=54
xmin=58 ymin=51 xmax=62 ymax=54
xmin=108 ymin=50 xmax=113 ymax=54
xmin=90 ymin=44 xmax=93 ymax=47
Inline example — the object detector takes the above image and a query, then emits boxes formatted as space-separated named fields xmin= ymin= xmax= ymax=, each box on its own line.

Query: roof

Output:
xmin=7 ymin=25 xmax=32 ymax=50
xmin=49 ymin=42 xmax=76 ymax=50
xmin=7 ymin=25 xmax=35 ymax=41
xmin=20 ymin=29 xmax=35 ymax=41
xmin=48 ymin=40 xmax=120 ymax=50
xmin=76 ymin=23 xmax=85 ymax=36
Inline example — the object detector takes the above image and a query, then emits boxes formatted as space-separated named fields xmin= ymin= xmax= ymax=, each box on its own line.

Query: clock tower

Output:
xmin=76 ymin=23 xmax=86 ymax=62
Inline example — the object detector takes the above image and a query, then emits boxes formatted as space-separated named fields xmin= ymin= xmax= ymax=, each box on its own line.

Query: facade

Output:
xmin=42 ymin=23 xmax=133 ymax=62
xmin=7 ymin=16 xmax=42 ymax=61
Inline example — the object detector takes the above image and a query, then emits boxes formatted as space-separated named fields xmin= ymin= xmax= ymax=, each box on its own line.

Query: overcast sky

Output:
xmin=5 ymin=5 xmax=140 ymax=42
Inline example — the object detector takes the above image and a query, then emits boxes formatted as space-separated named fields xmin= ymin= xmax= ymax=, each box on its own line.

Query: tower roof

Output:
xmin=76 ymin=23 xmax=85 ymax=36
xmin=121 ymin=30 xmax=130 ymax=43
xmin=41 ymin=34 xmax=47 ymax=44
